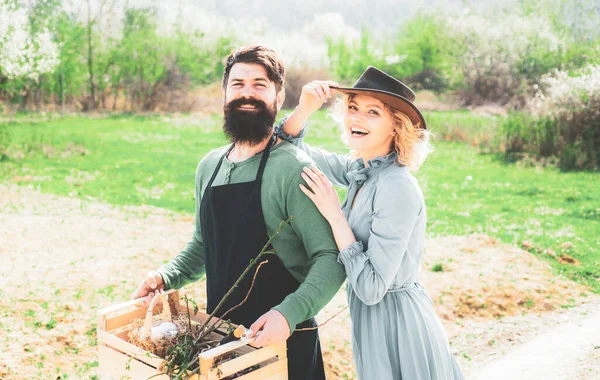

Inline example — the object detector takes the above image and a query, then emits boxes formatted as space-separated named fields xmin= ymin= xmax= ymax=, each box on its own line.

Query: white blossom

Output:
xmin=447 ymin=11 xmax=561 ymax=76
xmin=529 ymin=64 xmax=600 ymax=118
xmin=0 ymin=3 xmax=60 ymax=81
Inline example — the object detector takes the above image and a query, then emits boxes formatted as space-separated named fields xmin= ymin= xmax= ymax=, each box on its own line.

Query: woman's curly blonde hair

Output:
xmin=333 ymin=94 xmax=434 ymax=171
xmin=385 ymin=103 xmax=434 ymax=170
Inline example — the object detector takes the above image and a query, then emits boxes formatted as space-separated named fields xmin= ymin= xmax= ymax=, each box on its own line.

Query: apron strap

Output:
xmin=206 ymin=134 xmax=275 ymax=189
xmin=255 ymin=134 xmax=276 ymax=182
xmin=206 ymin=144 xmax=234 ymax=189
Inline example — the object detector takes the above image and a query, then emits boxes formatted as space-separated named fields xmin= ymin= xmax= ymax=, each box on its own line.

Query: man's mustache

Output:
xmin=224 ymin=97 xmax=268 ymax=112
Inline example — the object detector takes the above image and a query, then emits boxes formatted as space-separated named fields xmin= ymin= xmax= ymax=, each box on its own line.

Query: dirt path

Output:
xmin=473 ymin=309 xmax=600 ymax=380
xmin=1 ymin=183 xmax=598 ymax=379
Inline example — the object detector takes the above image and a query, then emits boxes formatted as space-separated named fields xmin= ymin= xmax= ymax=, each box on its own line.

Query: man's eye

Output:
xmin=231 ymin=83 xmax=242 ymax=87
xmin=256 ymin=83 xmax=266 ymax=88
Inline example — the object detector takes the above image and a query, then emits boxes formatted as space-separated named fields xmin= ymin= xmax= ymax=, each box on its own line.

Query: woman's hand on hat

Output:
xmin=296 ymin=80 xmax=339 ymax=117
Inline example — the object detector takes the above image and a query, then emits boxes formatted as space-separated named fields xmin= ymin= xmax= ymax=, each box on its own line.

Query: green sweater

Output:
xmin=157 ymin=141 xmax=346 ymax=330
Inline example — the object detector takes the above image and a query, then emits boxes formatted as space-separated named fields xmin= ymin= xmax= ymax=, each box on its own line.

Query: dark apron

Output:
xmin=199 ymin=136 xmax=326 ymax=380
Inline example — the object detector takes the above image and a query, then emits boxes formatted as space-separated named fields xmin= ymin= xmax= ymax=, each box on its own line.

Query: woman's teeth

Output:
xmin=351 ymin=127 xmax=369 ymax=136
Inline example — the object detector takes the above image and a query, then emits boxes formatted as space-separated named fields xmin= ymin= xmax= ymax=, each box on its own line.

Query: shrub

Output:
xmin=325 ymin=28 xmax=386 ymax=84
xmin=424 ymin=111 xmax=503 ymax=151
xmin=0 ymin=123 xmax=10 ymax=161
xmin=389 ymin=13 xmax=457 ymax=93
xmin=431 ymin=263 xmax=444 ymax=273
xmin=282 ymin=67 xmax=331 ymax=110
xmin=447 ymin=10 xmax=562 ymax=107
xmin=502 ymin=65 xmax=600 ymax=170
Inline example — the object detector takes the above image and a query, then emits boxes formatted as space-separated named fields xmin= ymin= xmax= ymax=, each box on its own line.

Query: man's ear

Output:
xmin=276 ymin=89 xmax=285 ymax=111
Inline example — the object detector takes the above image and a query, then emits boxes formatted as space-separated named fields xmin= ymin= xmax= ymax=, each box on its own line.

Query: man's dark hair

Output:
xmin=222 ymin=46 xmax=285 ymax=92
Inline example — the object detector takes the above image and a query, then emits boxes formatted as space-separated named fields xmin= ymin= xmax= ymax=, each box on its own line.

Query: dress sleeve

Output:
xmin=274 ymin=116 xmax=353 ymax=187
xmin=337 ymin=173 xmax=423 ymax=305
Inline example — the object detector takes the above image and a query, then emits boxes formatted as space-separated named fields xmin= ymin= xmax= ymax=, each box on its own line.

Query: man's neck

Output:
xmin=228 ymin=135 xmax=275 ymax=162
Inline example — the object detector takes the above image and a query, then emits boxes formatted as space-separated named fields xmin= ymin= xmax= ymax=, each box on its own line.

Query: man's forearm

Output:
xmin=272 ymin=251 xmax=345 ymax=331
xmin=157 ymin=235 xmax=206 ymax=290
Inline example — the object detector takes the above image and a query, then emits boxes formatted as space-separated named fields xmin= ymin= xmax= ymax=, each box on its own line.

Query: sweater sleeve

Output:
xmin=275 ymin=118 xmax=352 ymax=187
xmin=157 ymin=161 xmax=206 ymax=289
xmin=271 ymin=164 xmax=346 ymax=330
xmin=337 ymin=173 xmax=423 ymax=306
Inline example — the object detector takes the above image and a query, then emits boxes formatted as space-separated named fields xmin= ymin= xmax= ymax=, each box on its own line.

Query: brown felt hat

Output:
xmin=331 ymin=66 xmax=426 ymax=129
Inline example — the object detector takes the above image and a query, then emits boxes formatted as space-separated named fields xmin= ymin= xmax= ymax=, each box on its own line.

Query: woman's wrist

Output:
xmin=327 ymin=210 xmax=347 ymax=225
xmin=294 ymin=104 xmax=314 ymax=121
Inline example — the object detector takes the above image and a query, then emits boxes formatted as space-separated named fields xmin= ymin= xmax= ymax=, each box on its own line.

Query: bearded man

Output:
xmin=132 ymin=46 xmax=345 ymax=380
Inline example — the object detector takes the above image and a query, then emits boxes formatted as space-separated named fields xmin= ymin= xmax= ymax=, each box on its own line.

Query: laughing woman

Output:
xmin=275 ymin=67 xmax=464 ymax=380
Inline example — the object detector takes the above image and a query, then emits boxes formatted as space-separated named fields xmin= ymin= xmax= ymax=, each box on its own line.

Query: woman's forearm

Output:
xmin=327 ymin=212 xmax=357 ymax=252
xmin=281 ymin=79 xmax=337 ymax=137
xmin=281 ymin=105 xmax=313 ymax=137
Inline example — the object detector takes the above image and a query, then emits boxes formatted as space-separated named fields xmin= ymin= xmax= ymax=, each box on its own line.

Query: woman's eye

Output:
xmin=369 ymin=110 xmax=379 ymax=115
xmin=348 ymin=105 xmax=357 ymax=110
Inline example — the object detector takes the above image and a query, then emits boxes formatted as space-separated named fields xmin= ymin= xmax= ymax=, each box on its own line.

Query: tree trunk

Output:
xmin=87 ymin=0 xmax=96 ymax=110
xmin=60 ymin=65 xmax=65 ymax=117
xmin=112 ymin=87 xmax=118 ymax=111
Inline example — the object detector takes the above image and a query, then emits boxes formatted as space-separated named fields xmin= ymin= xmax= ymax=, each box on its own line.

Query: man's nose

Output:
xmin=240 ymin=85 xmax=255 ymax=98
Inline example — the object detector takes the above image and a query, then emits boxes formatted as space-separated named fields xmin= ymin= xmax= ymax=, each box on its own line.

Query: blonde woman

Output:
xmin=276 ymin=67 xmax=464 ymax=380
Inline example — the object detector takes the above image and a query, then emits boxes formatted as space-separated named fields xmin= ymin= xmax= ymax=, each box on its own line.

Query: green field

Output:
xmin=1 ymin=111 xmax=598 ymax=292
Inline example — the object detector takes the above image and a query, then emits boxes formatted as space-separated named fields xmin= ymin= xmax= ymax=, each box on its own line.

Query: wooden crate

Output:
xmin=97 ymin=291 xmax=288 ymax=380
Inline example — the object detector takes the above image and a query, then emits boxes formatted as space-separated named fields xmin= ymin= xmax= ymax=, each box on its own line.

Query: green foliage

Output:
xmin=431 ymin=263 xmax=444 ymax=272
xmin=326 ymin=28 xmax=386 ymax=84
xmin=325 ymin=16 xmax=456 ymax=92
xmin=502 ymin=113 xmax=561 ymax=159
xmin=423 ymin=111 xmax=503 ymax=150
xmin=1 ymin=0 xmax=599 ymax=113
xmin=1 ymin=111 xmax=598 ymax=292
xmin=390 ymin=14 xmax=457 ymax=92
xmin=48 ymin=12 xmax=89 ymax=100
xmin=502 ymin=63 xmax=600 ymax=171
xmin=0 ymin=123 xmax=9 ymax=161
xmin=0 ymin=2 xmax=236 ymax=112
xmin=117 ymin=8 xmax=166 ymax=109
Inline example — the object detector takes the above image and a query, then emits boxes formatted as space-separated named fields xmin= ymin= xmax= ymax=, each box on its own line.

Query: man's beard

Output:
xmin=223 ymin=97 xmax=278 ymax=146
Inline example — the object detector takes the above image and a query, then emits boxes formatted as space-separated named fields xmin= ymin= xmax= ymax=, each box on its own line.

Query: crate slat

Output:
xmin=98 ymin=330 xmax=165 ymax=369
xmin=97 ymin=291 xmax=287 ymax=380
xmin=99 ymin=345 xmax=169 ymax=379
xmin=205 ymin=342 xmax=286 ymax=378
xmin=230 ymin=359 xmax=288 ymax=380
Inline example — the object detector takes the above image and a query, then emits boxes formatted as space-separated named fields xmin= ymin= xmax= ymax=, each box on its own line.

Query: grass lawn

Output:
xmin=1 ymin=111 xmax=598 ymax=292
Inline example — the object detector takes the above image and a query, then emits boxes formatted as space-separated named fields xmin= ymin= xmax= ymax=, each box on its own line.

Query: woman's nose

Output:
xmin=350 ymin=111 xmax=365 ymax=122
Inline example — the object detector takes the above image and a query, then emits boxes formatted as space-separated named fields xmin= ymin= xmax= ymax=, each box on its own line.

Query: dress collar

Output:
xmin=347 ymin=152 xmax=398 ymax=186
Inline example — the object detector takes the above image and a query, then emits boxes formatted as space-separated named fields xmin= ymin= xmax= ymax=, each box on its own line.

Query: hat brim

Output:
xmin=331 ymin=86 xmax=426 ymax=129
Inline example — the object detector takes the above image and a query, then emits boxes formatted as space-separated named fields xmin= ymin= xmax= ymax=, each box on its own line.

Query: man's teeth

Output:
xmin=239 ymin=104 xmax=256 ymax=109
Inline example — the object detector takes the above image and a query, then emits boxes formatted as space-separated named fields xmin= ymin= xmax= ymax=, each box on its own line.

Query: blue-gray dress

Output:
xmin=275 ymin=125 xmax=464 ymax=380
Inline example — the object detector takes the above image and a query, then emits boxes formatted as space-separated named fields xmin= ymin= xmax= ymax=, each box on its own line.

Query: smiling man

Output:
xmin=132 ymin=46 xmax=345 ymax=380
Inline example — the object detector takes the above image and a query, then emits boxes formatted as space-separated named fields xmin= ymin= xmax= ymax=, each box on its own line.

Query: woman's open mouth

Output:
xmin=351 ymin=127 xmax=370 ymax=137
